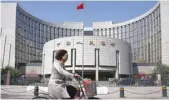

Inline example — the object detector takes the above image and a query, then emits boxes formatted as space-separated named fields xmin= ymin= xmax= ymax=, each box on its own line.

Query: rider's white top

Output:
xmin=48 ymin=60 xmax=74 ymax=99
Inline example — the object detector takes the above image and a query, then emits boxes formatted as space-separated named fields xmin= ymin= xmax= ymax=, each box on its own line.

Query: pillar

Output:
xmin=95 ymin=49 xmax=99 ymax=81
xmin=6 ymin=70 xmax=10 ymax=85
xmin=72 ymin=49 xmax=75 ymax=73
xmin=115 ymin=50 xmax=119 ymax=79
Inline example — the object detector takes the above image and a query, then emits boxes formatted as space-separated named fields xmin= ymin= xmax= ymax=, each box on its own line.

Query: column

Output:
xmin=95 ymin=49 xmax=99 ymax=81
xmin=115 ymin=50 xmax=119 ymax=79
xmin=6 ymin=70 xmax=10 ymax=85
xmin=72 ymin=49 xmax=75 ymax=73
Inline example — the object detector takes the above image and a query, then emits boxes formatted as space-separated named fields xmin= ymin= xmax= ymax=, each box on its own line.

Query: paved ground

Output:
xmin=1 ymin=85 xmax=33 ymax=99
xmin=1 ymin=85 xmax=169 ymax=99
xmin=97 ymin=87 xmax=169 ymax=99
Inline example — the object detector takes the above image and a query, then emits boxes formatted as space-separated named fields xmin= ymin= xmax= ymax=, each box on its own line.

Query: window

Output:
xmin=105 ymin=29 xmax=107 ymax=37
xmin=62 ymin=28 xmax=66 ymax=37
xmin=72 ymin=29 xmax=75 ymax=36
xmin=101 ymin=29 xmax=103 ymax=36
xmin=51 ymin=27 xmax=54 ymax=39
xmin=67 ymin=29 xmax=70 ymax=36
xmin=48 ymin=26 xmax=51 ymax=40
xmin=122 ymin=26 xmax=126 ymax=39
xmin=66 ymin=28 xmax=68 ymax=37
xmin=70 ymin=29 xmax=72 ymax=36
xmin=120 ymin=26 xmax=123 ymax=39
xmin=97 ymin=29 xmax=99 ymax=36
xmin=117 ymin=27 xmax=119 ymax=39
xmin=54 ymin=27 xmax=58 ymax=38
xmin=79 ymin=29 xmax=83 ymax=36
xmin=126 ymin=25 xmax=129 ymax=41
xmin=74 ymin=29 xmax=78 ymax=36
xmin=58 ymin=28 xmax=61 ymax=37
xmin=77 ymin=29 xmax=80 ymax=36
xmin=109 ymin=28 xmax=111 ymax=37
xmin=114 ymin=27 xmax=117 ymax=38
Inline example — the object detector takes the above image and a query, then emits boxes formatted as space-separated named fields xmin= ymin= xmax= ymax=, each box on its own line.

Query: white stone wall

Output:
xmin=160 ymin=1 xmax=169 ymax=65
xmin=0 ymin=3 xmax=17 ymax=68
xmin=42 ymin=36 xmax=132 ymax=75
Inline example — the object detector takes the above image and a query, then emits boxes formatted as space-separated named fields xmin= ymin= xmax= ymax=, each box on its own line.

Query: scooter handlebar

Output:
xmin=73 ymin=74 xmax=82 ymax=81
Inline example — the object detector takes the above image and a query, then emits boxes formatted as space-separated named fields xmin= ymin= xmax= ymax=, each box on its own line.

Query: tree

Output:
xmin=153 ymin=64 xmax=169 ymax=74
xmin=152 ymin=63 xmax=169 ymax=81
xmin=1 ymin=66 xmax=22 ymax=84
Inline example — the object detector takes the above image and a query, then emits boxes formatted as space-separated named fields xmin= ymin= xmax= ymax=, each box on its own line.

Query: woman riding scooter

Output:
xmin=48 ymin=49 xmax=80 ymax=99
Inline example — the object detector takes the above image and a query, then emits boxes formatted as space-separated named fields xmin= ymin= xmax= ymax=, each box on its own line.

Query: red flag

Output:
xmin=77 ymin=3 xmax=84 ymax=10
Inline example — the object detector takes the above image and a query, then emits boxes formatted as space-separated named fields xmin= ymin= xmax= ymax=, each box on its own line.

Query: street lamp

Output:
xmin=43 ymin=53 xmax=45 ymax=83
xmin=37 ymin=50 xmax=45 ymax=83
xmin=129 ymin=52 xmax=132 ymax=79
xmin=7 ymin=44 xmax=12 ymax=66
xmin=1 ymin=28 xmax=7 ymax=68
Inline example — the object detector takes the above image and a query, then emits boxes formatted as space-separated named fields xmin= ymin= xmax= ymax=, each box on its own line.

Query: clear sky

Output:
xmin=18 ymin=1 xmax=157 ymax=27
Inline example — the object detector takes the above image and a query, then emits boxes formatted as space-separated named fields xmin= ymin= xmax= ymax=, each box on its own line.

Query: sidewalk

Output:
xmin=1 ymin=85 xmax=169 ymax=99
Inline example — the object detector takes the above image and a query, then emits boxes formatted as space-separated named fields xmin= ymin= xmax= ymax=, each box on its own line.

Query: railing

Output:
xmin=68 ymin=79 xmax=169 ymax=87
xmin=2 ymin=76 xmax=169 ymax=87
xmin=1 ymin=85 xmax=169 ymax=99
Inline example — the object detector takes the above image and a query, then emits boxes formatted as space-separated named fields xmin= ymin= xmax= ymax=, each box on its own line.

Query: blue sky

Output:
xmin=18 ymin=1 xmax=157 ymax=27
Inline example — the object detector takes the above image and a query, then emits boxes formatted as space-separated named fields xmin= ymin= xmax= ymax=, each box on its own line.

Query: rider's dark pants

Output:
xmin=66 ymin=85 xmax=77 ymax=99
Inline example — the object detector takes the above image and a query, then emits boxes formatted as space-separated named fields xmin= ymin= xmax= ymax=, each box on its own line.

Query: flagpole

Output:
xmin=82 ymin=25 xmax=84 ymax=79
xmin=82 ymin=1 xmax=86 ymax=79
xmin=77 ymin=1 xmax=85 ymax=79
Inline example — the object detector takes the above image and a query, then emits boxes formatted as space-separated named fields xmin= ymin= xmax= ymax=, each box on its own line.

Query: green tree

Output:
xmin=152 ymin=63 xmax=169 ymax=81
xmin=1 ymin=66 xmax=22 ymax=84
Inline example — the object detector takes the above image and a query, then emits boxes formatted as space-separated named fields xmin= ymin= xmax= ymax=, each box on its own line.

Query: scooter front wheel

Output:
xmin=32 ymin=96 xmax=49 ymax=100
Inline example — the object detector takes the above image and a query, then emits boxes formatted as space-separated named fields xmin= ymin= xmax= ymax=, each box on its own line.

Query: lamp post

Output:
xmin=7 ymin=44 xmax=11 ymax=66
xmin=129 ymin=52 xmax=132 ymax=79
xmin=36 ymin=50 xmax=45 ymax=83
xmin=43 ymin=53 xmax=45 ymax=83
xmin=2 ymin=35 xmax=7 ymax=68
